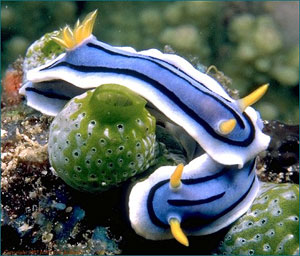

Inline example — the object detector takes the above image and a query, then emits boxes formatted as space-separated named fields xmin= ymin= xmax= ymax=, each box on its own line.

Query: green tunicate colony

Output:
xmin=23 ymin=30 xmax=65 ymax=74
xmin=219 ymin=182 xmax=299 ymax=255
xmin=48 ymin=84 xmax=156 ymax=193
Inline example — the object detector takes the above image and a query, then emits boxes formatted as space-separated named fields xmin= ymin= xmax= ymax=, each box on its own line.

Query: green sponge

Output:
xmin=48 ymin=84 xmax=156 ymax=193
xmin=219 ymin=182 xmax=299 ymax=255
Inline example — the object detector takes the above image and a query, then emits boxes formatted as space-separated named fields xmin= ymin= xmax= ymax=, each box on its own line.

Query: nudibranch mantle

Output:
xmin=20 ymin=10 xmax=270 ymax=167
xmin=128 ymin=154 xmax=260 ymax=244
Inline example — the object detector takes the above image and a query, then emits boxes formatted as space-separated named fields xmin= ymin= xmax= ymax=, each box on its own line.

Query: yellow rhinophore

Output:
xmin=52 ymin=10 xmax=98 ymax=49
xmin=238 ymin=83 xmax=269 ymax=112
xmin=169 ymin=218 xmax=189 ymax=246
xmin=170 ymin=163 xmax=184 ymax=189
xmin=218 ymin=83 xmax=269 ymax=135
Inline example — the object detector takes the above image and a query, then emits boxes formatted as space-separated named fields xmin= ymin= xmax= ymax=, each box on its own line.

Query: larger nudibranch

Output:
xmin=128 ymin=154 xmax=260 ymax=246
xmin=19 ymin=10 xmax=270 ymax=167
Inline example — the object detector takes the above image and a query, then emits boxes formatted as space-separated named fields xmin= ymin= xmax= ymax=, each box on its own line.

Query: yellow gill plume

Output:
xmin=52 ymin=9 xmax=98 ymax=49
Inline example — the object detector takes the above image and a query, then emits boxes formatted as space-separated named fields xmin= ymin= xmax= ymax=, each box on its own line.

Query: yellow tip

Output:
xmin=238 ymin=83 xmax=269 ymax=112
xmin=63 ymin=26 xmax=74 ymax=48
xmin=52 ymin=9 xmax=98 ymax=49
xmin=74 ymin=24 xmax=84 ymax=44
xmin=169 ymin=218 xmax=189 ymax=246
xmin=52 ymin=36 xmax=68 ymax=48
xmin=219 ymin=118 xmax=237 ymax=135
xmin=170 ymin=164 xmax=184 ymax=189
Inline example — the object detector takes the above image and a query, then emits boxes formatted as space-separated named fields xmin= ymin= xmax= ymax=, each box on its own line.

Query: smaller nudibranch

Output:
xmin=19 ymin=10 xmax=270 ymax=167
xmin=128 ymin=154 xmax=259 ymax=246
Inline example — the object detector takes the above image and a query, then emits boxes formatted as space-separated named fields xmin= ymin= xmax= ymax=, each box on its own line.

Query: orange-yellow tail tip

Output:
xmin=170 ymin=163 xmax=184 ymax=189
xmin=238 ymin=83 xmax=269 ymax=112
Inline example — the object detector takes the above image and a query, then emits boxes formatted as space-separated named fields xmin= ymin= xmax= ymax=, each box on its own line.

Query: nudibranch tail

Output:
xmin=52 ymin=9 xmax=98 ymax=49
xmin=238 ymin=83 xmax=269 ymax=112
xmin=170 ymin=163 xmax=184 ymax=189
xmin=169 ymin=218 xmax=189 ymax=247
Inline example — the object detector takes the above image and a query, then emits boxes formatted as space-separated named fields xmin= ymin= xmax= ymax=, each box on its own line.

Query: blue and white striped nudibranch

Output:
xmin=19 ymin=9 xmax=270 ymax=167
xmin=128 ymin=154 xmax=260 ymax=246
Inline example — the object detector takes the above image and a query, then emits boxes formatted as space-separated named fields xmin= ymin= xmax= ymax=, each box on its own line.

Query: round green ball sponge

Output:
xmin=219 ymin=182 xmax=299 ymax=255
xmin=48 ymin=84 xmax=156 ymax=193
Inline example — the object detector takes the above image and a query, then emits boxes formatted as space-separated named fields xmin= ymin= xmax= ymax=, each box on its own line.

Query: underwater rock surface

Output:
xmin=257 ymin=120 xmax=299 ymax=184
xmin=1 ymin=104 xmax=121 ymax=255
xmin=1 ymin=101 xmax=219 ymax=255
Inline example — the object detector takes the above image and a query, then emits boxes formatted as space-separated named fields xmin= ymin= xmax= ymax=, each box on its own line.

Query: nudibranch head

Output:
xmin=128 ymin=154 xmax=260 ymax=246
xmin=52 ymin=10 xmax=98 ymax=50
xmin=48 ymin=84 xmax=156 ymax=193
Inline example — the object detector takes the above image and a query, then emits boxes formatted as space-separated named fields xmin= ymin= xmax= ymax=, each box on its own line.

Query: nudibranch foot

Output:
xmin=128 ymin=154 xmax=260 ymax=245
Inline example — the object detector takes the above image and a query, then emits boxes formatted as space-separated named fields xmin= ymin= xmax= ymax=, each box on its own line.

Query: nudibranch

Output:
xmin=128 ymin=154 xmax=260 ymax=246
xmin=19 ymin=9 xmax=270 ymax=167
xmin=48 ymin=84 xmax=156 ymax=193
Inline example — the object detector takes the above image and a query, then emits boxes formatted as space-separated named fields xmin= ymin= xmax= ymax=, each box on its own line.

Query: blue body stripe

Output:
xmin=168 ymin=191 xmax=225 ymax=206
xmin=86 ymin=43 xmax=230 ymax=101
xmin=85 ymin=43 xmax=244 ymax=126
xmin=47 ymin=41 xmax=242 ymax=126
xmin=26 ymin=86 xmax=72 ymax=100
xmin=41 ymin=40 xmax=255 ymax=142
xmin=41 ymin=59 xmax=255 ymax=146
xmin=146 ymin=160 xmax=256 ymax=228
